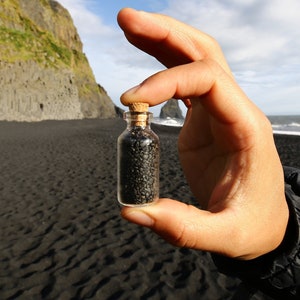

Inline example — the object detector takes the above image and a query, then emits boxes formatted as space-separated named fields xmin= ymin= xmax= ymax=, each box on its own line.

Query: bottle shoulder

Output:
xmin=119 ymin=126 xmax=159 ymax=141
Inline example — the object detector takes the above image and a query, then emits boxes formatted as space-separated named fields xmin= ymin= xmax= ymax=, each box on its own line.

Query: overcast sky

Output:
xmin=58 ymin=0 xmax=300 ymax=116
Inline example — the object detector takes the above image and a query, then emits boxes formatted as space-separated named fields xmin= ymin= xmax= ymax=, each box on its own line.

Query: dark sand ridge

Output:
xmin=0 ymin=119 xmax=299 ymax=300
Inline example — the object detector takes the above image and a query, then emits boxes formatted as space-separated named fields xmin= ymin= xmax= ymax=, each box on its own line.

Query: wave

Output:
xmin=271 ymin=123 xmax=300 ymax=135
xmin=152 ymin=117 xmax=300 ymax=136
xmin=272 ymin=122 xmax=300 ymax=128
xmin=268 ymin=116 xmax=300 ymax=135
xmin=152 ymin=117 xmax=184 ymax=127
xmin=273 ymin=130 xmax=300 ymax=136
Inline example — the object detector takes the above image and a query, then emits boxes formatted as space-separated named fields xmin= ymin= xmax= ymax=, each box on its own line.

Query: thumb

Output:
xmin=121 ymin=198 xmax=236 ymax=257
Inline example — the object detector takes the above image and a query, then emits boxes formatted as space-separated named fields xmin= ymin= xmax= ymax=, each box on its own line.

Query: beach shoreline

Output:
xmin=0 ymin=118 xmax=299 ymax=299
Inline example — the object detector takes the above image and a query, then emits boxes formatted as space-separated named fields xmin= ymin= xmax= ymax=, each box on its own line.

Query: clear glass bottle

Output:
xmin=117 ymin=109 xmax=160 ymax=206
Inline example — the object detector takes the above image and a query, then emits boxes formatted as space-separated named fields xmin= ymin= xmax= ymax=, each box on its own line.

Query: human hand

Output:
xmin=117 ymin=8 xmax=289 ymax=260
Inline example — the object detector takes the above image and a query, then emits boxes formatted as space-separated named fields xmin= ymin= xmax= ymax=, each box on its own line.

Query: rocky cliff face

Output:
xmin=0 ymin=0 xmax=116 ymax=121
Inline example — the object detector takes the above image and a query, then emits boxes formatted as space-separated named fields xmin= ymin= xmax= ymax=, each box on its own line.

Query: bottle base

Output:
xmin=118 ymin=198 xmax=158 ymax=207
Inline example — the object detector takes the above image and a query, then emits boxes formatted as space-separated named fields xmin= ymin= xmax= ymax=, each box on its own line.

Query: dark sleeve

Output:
xmin=211 ymin=166 xmax=300 ymax=300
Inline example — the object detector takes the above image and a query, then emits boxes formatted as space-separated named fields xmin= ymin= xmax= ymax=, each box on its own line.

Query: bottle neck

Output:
xmin=124 ymin=111 xmax=152 ymax=128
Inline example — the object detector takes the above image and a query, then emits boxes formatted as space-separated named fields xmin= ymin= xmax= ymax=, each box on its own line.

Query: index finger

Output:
xmin=117 ymin=8 xmax=232 ymax=75
xmin=121 ymin=59 xmax=259 ymax=125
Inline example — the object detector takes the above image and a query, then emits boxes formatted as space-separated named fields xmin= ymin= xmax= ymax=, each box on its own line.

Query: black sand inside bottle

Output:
xmin=117 ymin=103 xmax=160 ymax=206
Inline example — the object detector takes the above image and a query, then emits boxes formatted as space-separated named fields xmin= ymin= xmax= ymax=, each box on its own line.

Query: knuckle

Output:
xmin=155 ymin=221 xmax=191 ymax=248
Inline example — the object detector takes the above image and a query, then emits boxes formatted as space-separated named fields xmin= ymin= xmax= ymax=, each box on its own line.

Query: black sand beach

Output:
xmin=0 ymin=119 xmax=299 ymax=300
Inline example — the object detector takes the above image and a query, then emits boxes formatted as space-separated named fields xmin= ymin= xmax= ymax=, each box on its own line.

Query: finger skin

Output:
xmin=117 ymin=8 xmax=232 ymax=74
xmin=121 ymin=195 xmax=288 ymax=260
xmin=119 ymin=60 xmax=288 ymax=260
xmin=117 ymin=9 xmax=289 ymax=260
xmin=120 ymin=59 xmax=263 ymax=135
xmin=121 ymin=199 xmax=229 ymax=253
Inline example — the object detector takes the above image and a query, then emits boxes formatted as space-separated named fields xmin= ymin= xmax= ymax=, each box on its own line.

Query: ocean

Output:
xmin=268 ymin=115 xmax=300 ymax=136
xmin=153 ymin=115 xmax=300 ymax=136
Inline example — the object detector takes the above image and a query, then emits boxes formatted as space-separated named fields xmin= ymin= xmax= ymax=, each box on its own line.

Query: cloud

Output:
xmin=163 ymin=0 xmax=300 ymax=69
xmin=58 ymin=0 xmax=300 ymax=115
xmin=58 ymin=0 xmax=162 ymax=113
xmin=58 ymin=0 xmax=116 ymax=38
xmin=161 ymin=0 xmax=300 ymax=114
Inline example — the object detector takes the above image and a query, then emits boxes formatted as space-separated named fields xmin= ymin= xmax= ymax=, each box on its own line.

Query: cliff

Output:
xmin=0 ymin=0 xmax=116 ymax=121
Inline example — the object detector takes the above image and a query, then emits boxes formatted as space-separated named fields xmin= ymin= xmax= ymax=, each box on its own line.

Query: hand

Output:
xmin=117 ymin=8 xmax=289 ymax=260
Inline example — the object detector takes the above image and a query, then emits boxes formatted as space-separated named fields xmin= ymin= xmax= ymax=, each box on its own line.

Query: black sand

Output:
xmin=0 ymin=119 xmax=299 ymax=300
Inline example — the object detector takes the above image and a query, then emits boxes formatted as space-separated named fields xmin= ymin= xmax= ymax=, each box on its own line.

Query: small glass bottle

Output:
xmin=117 ymin=103 xmax=160 ymax=206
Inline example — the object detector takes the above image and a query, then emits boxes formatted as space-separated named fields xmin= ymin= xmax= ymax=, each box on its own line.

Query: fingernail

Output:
xmin=120 ymin=84 xmax=141 ymax=106
xmin=123 ymin=210 xmax=154 ymax=227
xmin=124 ymin=84 xmax=141 ymax=96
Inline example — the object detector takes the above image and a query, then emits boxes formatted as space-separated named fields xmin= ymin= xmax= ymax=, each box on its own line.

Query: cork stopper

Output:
xmin=128 ymin=103 xmax=149 ymax=127
xmin=129 ymin=102 xmax=149 ymax=112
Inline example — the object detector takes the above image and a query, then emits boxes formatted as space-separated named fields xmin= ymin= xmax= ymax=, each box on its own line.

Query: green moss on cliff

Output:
xmin=0 ymin=0 xmax=116 ymax=119
xmin=0 ymin=0 xmax=74 ymax=67
xmin=0 ymin=25 xmax=72 ymax=67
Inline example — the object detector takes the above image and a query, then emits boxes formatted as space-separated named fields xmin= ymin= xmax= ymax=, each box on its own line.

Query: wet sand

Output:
xmin=0 ymin=119 xmax=299 ymax=299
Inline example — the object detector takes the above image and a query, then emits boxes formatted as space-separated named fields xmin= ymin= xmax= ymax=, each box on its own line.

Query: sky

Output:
xmin=58 ymin=0 xmax=300 ymax=116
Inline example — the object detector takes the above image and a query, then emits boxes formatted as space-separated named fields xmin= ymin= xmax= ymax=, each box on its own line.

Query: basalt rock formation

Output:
xmin=159 ymin=99 xmax=184 ymax=120
xmin=0 ymin=0 xmax=116 ymax=121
